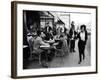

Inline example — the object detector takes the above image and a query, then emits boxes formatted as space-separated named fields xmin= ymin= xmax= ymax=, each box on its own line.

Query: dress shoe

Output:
xmin=78 ymin=61 xmax=81 ymax=64
xmin=73 ymin=50 xmax=76 ymax=52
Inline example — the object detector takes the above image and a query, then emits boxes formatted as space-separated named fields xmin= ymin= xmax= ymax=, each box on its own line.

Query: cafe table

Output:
xmin=39 ymin=44 xmax=55 ymax=62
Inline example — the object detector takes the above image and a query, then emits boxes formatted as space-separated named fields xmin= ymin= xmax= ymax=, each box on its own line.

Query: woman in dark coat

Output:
xmin=77 ymin=25 xmax=88 ymax=64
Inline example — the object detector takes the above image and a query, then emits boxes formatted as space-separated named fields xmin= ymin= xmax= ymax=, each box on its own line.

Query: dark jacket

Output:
xmin=44 ymin=32 xmax=53 ymax=40
xmin=69 ymin=29 xmax=77 ymax=39
xmin=45 ymin=26 xmax=52 ymax=33
xmin=77 ymin=31 xmax=88 ymax=45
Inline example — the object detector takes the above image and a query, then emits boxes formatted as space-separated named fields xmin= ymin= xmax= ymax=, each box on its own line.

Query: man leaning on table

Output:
xmin=33 ymin=30 xmax=50 ymax=67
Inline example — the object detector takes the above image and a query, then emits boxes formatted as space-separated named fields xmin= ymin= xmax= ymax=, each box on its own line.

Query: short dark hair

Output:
xmin=80 ymin=25 xmax=86 ymax=31
xmin=71 ymin=21 xmax=74 ymax=23
xmin=37 ymin=30 xmax=41 ymax=36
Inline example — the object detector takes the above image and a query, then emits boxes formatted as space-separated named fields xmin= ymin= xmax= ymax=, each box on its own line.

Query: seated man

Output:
xmin=33 ymin=30 xmax=50 ymax=67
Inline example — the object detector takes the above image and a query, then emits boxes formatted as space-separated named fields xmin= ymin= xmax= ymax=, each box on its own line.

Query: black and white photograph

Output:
xmin=11 ymin=1 xmax=97 ymax=78
xmin=23 ymin=10 xmax=91 ymax=69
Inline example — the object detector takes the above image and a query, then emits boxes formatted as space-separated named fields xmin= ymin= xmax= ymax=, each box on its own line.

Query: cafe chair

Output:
xmin=27 ymin=37 xmax=42 ymax=65
xmin=31 ymin=49 xmax=42 ymax=65
xmin=55 ymin=39 xmax=69 ymax=57
xmin=55 ymin=49 xmax=64 ymax=57
xmin=27 ymin=36 xmax=34 ymax=60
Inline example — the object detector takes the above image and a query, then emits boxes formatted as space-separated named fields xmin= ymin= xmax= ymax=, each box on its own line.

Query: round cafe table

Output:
xmin=39 ymin=45 xmax=51 ymax=55
xmin=40 ymin=45 xmax=55 ymax=62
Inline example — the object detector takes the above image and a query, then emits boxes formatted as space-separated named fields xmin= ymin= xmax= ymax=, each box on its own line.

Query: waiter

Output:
xmin=45 ymin=22 xmax=52 ymax=33
xmin=44 ymin=22 xmax=53 ymax=40
xmin=69 ymin=21 xmax=77 ymax=52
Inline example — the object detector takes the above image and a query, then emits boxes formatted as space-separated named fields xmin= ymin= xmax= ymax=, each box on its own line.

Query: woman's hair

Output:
xmin=59 ymin=35 xmax=63 ymax=38
xmin=80 ymin=25 xmax=86 ymax=31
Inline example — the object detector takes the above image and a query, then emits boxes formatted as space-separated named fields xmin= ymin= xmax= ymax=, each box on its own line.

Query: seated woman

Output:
xmin=54 ymin=34 xmax=69 ymax=56
xmin=53 ymin=35 xmax=64 ymax=56
xmin=55 ymin=35 xmax=63 ymax=49
xmin=62 ymin=34 xmax=69 ymax=55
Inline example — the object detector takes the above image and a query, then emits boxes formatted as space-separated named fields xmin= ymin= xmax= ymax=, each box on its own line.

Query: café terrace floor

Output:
xmin=24 ymin=36 xmax=91 ymax=69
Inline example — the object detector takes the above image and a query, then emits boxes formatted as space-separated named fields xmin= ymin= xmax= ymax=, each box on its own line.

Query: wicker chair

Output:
xmin=27 ymin=36 xmax=42 ymax=65
xmin=55 ymin=39 xmax=69 ymax=57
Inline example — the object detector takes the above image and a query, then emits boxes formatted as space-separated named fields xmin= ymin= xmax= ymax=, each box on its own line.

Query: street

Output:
xmin=49 ymin=35 xmax=91 ymax=68
xmin=25 ymin=35 xmax=91 ymax=69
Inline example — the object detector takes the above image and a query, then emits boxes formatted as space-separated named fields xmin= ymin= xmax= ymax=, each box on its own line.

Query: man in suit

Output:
xmin=44 ymin=22 xmax=53 ymax=40
xmin=45 ymin=22 xmax=52 ymax=33
xmin=69 ymin=21 xmax=77 ymax=52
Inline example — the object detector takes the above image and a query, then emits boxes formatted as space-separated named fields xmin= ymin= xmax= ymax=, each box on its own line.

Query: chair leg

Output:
xmin=55 ymin=50 xmax=60 ymax=57
xmin=39 ymin=54 xmax=41 ymax=65
xmin=28 ymin=52 xmax=33 ymax=60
